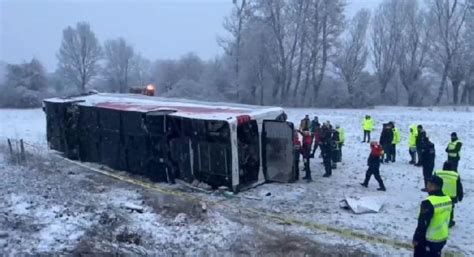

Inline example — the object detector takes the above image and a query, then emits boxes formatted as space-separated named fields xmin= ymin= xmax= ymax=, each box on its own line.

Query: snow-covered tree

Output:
xmin=104 ymin=38 xmax=134 ymax=93
xmin=427 ymin=0 xmax=469 ymax=104
xmin=333 ymin=8 xmax=370 ymax=97
xmin=57 ymin=22 xmax=102 ymax=93
xmin=371 ymin=0 xmax=405 ymax=96
xmin=397 ymin=0 xmax=431 ymax=106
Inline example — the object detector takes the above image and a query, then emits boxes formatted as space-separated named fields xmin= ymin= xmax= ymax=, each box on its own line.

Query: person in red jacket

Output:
xmin=293 ymin=130 xmax=302 ymax=181
xmin=360 ymin=142 xmax=386 ymax=191
xmin=299 ymin=130 xmax=313 ymax=182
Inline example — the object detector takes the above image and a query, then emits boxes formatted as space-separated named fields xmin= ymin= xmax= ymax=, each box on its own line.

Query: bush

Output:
xmin=0 ymin=86 xmax=43 ymax=108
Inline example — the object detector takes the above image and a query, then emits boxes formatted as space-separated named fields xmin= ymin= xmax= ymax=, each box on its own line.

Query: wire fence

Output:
xmin=1 ymin=137 xmax=48 ymax=166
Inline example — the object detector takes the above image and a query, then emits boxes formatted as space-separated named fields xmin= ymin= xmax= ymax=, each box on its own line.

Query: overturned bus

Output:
xmin=43 ymin=93 xmax=296 ymax=192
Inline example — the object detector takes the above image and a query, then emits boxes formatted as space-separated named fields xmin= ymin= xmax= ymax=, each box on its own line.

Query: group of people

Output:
xmin=293 ymin=115 xmax=344 ymax=181
xmin=290 ymin=113 xmax=465 ymax=257
xmin=360 ymin=115 xmax=464 ymax=257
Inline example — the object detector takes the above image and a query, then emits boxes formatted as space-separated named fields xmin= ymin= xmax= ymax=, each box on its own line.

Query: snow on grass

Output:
xmin=0 ymin=108 xmax=46 ymax=146
xmin=0 ymin=106 xmax=472 ymax=255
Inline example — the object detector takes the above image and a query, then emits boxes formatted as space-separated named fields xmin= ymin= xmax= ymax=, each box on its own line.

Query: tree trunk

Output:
xmin=467 ymin=86 xmax=474 ymax=105
xmin=460 ymin=84 xmax=468 ymax=104
xmin=435 ymin=61 xmax=451 ymax=105
xmin=452 ymin=80 xmax=461 ymax=105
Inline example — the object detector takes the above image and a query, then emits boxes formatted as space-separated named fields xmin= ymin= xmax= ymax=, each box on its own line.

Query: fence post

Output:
xmin=20 ymin=139 xmax=26 ymax=163
xmin=7 ymin=139 xmax=13 ymax=156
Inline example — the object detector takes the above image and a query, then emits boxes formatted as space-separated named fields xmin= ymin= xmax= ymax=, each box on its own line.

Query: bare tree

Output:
xmin=306 ymin=0 xmax=345 ymax=105
xmin=104 ymin=38 xmax=134 ymax=93
xmin=57 ymin=22 xmax=102 ymax=93
xmin=461 ymin=0 xmax=474 ymax=104
xmin=220 ymin=0 xmax=252 ymax=102
xmin=257 ymin=0 xmax=305 ymax=103
xmin=371 ymin=0 xmax=404 ymax=95
xmin=333 ymin=9 xmax=370 ymax=96
xmin=397 ymin=0 xmax=431 ymax=106
xmin=427 ymin=0 xmax=469 ymax=104
xmin=129 ymin=54 xmax=152 ymax=87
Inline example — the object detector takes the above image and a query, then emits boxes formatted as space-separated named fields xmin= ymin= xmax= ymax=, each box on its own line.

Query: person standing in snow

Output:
xmin=413 ymin=176 xmax=453 ymax=257
xmin=311 ymin=121 xmax=322 ymax=158
xmin=361 ymin=115 xmax=374 ymax=143
xmin=336 ymin=124 xmax=345 ymax=162
xmin=445 ymin=132 xmax=462 ymax=171
xmin=300 ymin=115 xmax=310 ymax=132
xmin=409 ymin=124 xmax=419 ymax=165
xmin=416 ymin=125 xmax=426 ymax=166
xmin=309 ymin=116 xmax=320 ymax=133
xmin=293 ymin=130 xmax=302 ymax=181
xmin=320 ymin=123 xmax=333 ymax=177
xmin=421 ymin=137 xmax=436 ymax=191
xmin=433 ymin=161 xmax=463 ymax=228
xmin=360 ymin=142 xmax=386 ymax=191
xmin=299 ymin=130 xmax=313 ymax=182
xmin=331 ymin=126 xmax=340 ymax=168
xmin=379 ymin=123 xmax=394 ymax=163
xmin=390 ymin=121 xmax=400 ymax=162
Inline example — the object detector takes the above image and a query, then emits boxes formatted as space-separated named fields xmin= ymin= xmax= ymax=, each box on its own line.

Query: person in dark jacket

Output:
xmin=293 ymin=130 xmax=302 ymax=181
xmin=413 ymin=176 xmax=452 ymax=257
xmin=445 ymin=132 xmax=462 ymax=171
xmin=299 ymin=130 xmax=313 ymax=181
xmin=379 ymin=123 xmax=394 ymax=163
xmin=310 ymin=116 xmax=321 ymax=158
xmin=300 ymin=115 xmax=310 ymax=132
xmin=421 ymin=137 xmax=436 ymax=191
xmin=309 ymin=116 xmax=320 ymax=133
xmin=331 ymin=127 xmax=340 ymax=168
xmin=416 ymin=125 xmax=426 ymax=166
xmin=360 ymin=142 xmax=386 ymax=191
xmin=320 ymin=123 xmax=333 ymax=177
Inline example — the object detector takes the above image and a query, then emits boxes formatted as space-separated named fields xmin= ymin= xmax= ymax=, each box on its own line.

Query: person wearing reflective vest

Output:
xmin=445 ymin=132 xmax=462 ymax=171
xmin=336 ymin=125 xmax=345 ymax=162
xmin=409 ymin=124 xmax=418 ymax=165
xmin=361 ymin=115 xmax=374 ymax=143
xmin=433 ymin=161 xmax=464 ymax=228
xmin=390 ymin=121 xmax=400 ymax=162
xmin=413 ymin=176 xmax=453 ymax=257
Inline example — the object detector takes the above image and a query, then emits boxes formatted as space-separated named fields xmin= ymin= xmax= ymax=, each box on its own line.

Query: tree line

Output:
xmin=0 ymin=0 xmax=473 ymax=108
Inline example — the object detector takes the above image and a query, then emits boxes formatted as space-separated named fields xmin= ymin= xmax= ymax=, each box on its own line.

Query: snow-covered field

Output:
xmin=0 ymin=106 xmax=472 ymax=256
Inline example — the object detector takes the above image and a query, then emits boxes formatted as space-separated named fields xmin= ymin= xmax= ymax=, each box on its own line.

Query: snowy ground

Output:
xmin=0 ymin=106 xmax=472 ymax=256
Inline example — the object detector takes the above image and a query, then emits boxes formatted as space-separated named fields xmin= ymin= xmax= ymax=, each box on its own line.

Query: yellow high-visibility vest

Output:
xmin=447 ymin=140 xmax=461 ymax=158
xmin=434 ymin=170 xmax=459 ymax=198
xmin=425 ymin=195 xmax=452 ymax=243
xmin=362 ymin=118 xmax=373 ymax=131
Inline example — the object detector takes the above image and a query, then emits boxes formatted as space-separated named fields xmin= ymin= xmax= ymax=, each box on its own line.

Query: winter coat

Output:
xmin=300 ymin=118 xmax=310 ymax=131
xmin=421 ymin=141 xmax=436 ymax=168
xmin=337 ymin=128 xmax=345 ymax=144
xmin=408 ymin=124 xmax=418 ymax=148
xmin=313 ymin=126 xmax=322 ymax=145
xmin=362 ymin=118 xmax=374 ymax=131
xmin=392 ymin=127 xmax=400 ymax=145
xmin=367 ymin=154 xmax=381 ymax=171
xmin=379 ymin=126 xmax=394 ymax=146
xmin=416 ymin=130 xmax=426 ymax=149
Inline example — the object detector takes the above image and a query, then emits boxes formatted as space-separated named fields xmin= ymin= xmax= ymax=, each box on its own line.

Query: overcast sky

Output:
xmin=0 ymin=0 xmax=382 ymax=71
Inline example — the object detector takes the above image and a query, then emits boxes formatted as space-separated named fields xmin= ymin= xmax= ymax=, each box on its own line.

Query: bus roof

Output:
xmin=44 ymin=93 xmax=284 ymax=122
